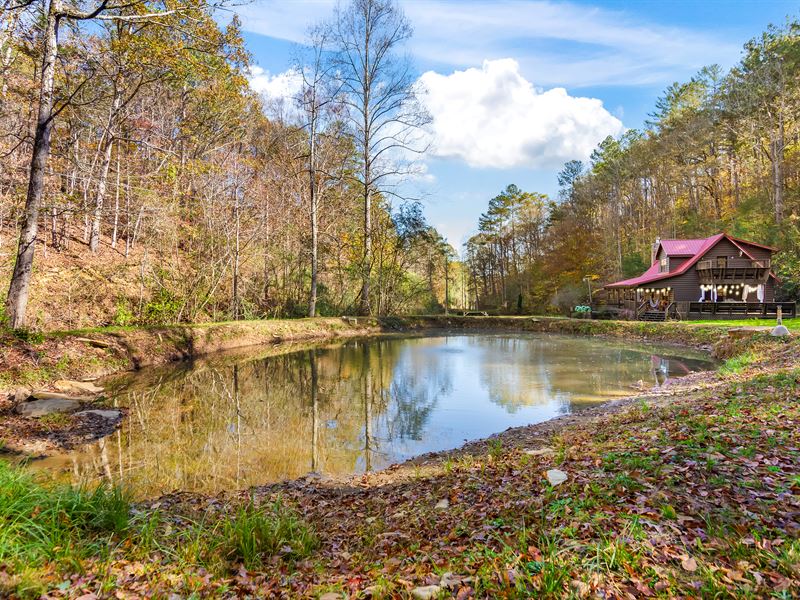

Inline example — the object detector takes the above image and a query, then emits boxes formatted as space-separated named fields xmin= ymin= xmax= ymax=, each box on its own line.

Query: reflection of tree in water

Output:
xmin=340 ymin=338 xmax=446 ymax=469
xmin=649 ymin=355 xmax=694 ymax=387
xmin=51 ymin=342 xmax=410 ymax=495
xmin=473 ymin=336 xmax=708 ymax=413
xmin=473 ymin=336 xmax=558 ymax=413
xmin=380 ymin=339 xmax=453 ymax=442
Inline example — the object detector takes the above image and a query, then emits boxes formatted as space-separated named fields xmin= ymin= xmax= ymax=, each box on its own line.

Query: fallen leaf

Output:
xmin=681 ymin=556 xmax=698 ymax=572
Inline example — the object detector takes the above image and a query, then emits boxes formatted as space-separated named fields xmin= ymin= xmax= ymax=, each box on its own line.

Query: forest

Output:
xmin=0 ymin=0 xmax=455 ymax=331
xmin=1 ymin=3 xmax=800 ymax=598
xmin=465 ymin=20 xmax=800 ymax=314
xmin=1 ymin=1 xmax=799 ymax=330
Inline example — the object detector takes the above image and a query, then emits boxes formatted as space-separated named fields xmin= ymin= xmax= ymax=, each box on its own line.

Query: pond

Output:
xmin=35 ymin=333 xmax=714 ymax=497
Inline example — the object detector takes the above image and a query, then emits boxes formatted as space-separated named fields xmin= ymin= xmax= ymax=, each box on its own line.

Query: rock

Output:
xmin=728 ymin=327 xmax=771 ymax=339
xmin=12 ymin=387 xmax=31 ymax=404
xmin=53 ymin=379 xmax=104 ymax=394
xmin=545 ymin=469 xmax=568 ymax=486
xmin=525 ymin=447 xmax=554 ymax=456
xmin=74 ymin=409 xmax=122 ymax=420
xmin=30 ymin=390 xmax=94 ymax=402
xmin=435 ymin=498 xmax=449 ymax=510
xmin=16 ymin=398 xmax=80 ymax=417
xmin=319 ymin=594 xmax=344 ymax=600
xmin=411 ymin=585 xmax=441 ymax=600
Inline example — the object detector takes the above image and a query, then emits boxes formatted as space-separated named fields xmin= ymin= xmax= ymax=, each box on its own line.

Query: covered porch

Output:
xmin=605 ymin=286 xmax=674 ymax=313
xmin=603 ymin=286 xmax=795 ymax=321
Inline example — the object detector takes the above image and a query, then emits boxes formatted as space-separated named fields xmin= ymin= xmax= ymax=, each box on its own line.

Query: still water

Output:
xmin=37 ymin=333 xmax=713 ymax=496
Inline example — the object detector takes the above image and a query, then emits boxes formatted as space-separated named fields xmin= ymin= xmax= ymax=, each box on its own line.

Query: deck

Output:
xmin=596 ymin=301 xmax=796 ymax=321
xmin=695 ymin=258 xmax=771 ymax=285
xmin=684 ymin=301 xmax=796 ymax=319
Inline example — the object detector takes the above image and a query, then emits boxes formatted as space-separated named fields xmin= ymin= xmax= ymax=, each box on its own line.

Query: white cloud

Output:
xmin=247 ymin=66 xmax=303 ymax=103
xmin=234 ymin=0 xmax=741 ymax=88
xmin=419 ymin=59 xmax=624 ymax=169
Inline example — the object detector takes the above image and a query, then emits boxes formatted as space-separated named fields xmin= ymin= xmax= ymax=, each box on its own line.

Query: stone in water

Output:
xmin=16 ymin=398 xmax=80 ymax=417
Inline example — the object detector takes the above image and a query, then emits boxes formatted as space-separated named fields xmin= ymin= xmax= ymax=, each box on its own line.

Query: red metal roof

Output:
xmin=658 ymin=238 xmax=709 ymax=256
xmin=605 ymin=233 xmax=727 ymax=288
xmin=605 ymin=261 xmax=664 ymax=288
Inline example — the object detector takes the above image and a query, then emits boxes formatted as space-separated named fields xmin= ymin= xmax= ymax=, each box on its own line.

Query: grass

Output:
xmin=719 ymin=349 xmax=762 ymax=375
xmin=0 ymin=462 xmax=318 ymax=597
xmin=0 ymin=461 xmax=130 ymax=596
xmin=220 ymin=500 xmax=318 ymax=568
xmin=688 ymin=317 xmax=800 ymax=332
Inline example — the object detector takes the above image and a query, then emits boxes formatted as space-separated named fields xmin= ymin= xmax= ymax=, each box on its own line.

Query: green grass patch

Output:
xmin=0 ymin=462 xmax=319 ymax=597
xmin=719 ymin=350 xmax=761 ymax=375
xmin=0 ymin=461 xmax=130 ymax=587
xmin=219 ymin=500 xmax=318 ymax=568
xmin=689 ymin=318 xmax=799 ymax=332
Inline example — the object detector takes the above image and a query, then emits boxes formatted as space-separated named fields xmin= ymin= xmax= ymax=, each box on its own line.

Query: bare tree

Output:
xmin=329 ymin=0 xmax=430 ymax=315
xmin=296 ymin=25 xmax=340 ymax=317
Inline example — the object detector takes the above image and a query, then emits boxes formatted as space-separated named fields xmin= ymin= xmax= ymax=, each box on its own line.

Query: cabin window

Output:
xmin=660 ymin=258 xmax=668 ymax=272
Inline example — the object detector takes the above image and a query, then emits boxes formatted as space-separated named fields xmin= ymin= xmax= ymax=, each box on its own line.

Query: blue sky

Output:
xmin=233 ymin=0 xmax=798 ymax=249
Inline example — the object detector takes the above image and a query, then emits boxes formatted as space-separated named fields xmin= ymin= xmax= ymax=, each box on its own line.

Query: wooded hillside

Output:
xmin=0 ymin=0 xmax=454 ymax=330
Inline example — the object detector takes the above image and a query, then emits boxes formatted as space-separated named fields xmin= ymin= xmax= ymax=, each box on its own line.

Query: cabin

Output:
xmin=603 ymin=233 xmax=796 ymax=321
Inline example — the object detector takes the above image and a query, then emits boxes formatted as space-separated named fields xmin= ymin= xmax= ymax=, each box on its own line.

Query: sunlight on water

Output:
xmin=34 ymin=333 xmax=714 ymax=496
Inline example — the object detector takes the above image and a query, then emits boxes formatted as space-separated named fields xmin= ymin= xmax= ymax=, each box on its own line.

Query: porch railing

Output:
xmin=696 ymin=258 xmax=771 ymax=270
xmin=687 ymin=301 xmax=796 ymax=318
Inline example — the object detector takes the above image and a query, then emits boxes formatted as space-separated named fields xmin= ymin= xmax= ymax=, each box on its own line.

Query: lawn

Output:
xmin=687 ymin=317 xmax=800 ymax=332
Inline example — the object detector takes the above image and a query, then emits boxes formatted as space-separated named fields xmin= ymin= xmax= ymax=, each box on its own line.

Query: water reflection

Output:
xmin=35 ymin=334 xmax=713 ymax=496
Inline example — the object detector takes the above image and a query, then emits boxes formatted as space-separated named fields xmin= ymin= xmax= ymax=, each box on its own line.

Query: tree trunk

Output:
xmin=111 ymin=150 xmax=120 ymax=249
xmin=89 ymin=136 xmax=113 ymax=252
xmin=90 ymin=88 xmax=121 ymax=253
xmin=360 ymin=183 xmax=372 ymax=315
xmin=232 ymin=192 xmax=240 ymax=320
xmin=5 ymin=2 xmax=59 ymax=328
xmin=771 ymin=119 xmax=784 ymax=224
xmin=360 ymin=22 xmax=372 ymax=317
xmin=308 ymin=110 xmax=318 ymax=317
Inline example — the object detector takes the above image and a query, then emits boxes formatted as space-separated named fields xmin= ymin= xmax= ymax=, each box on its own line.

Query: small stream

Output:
xmin=34 ymin=333 xmax=714 ymax=497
